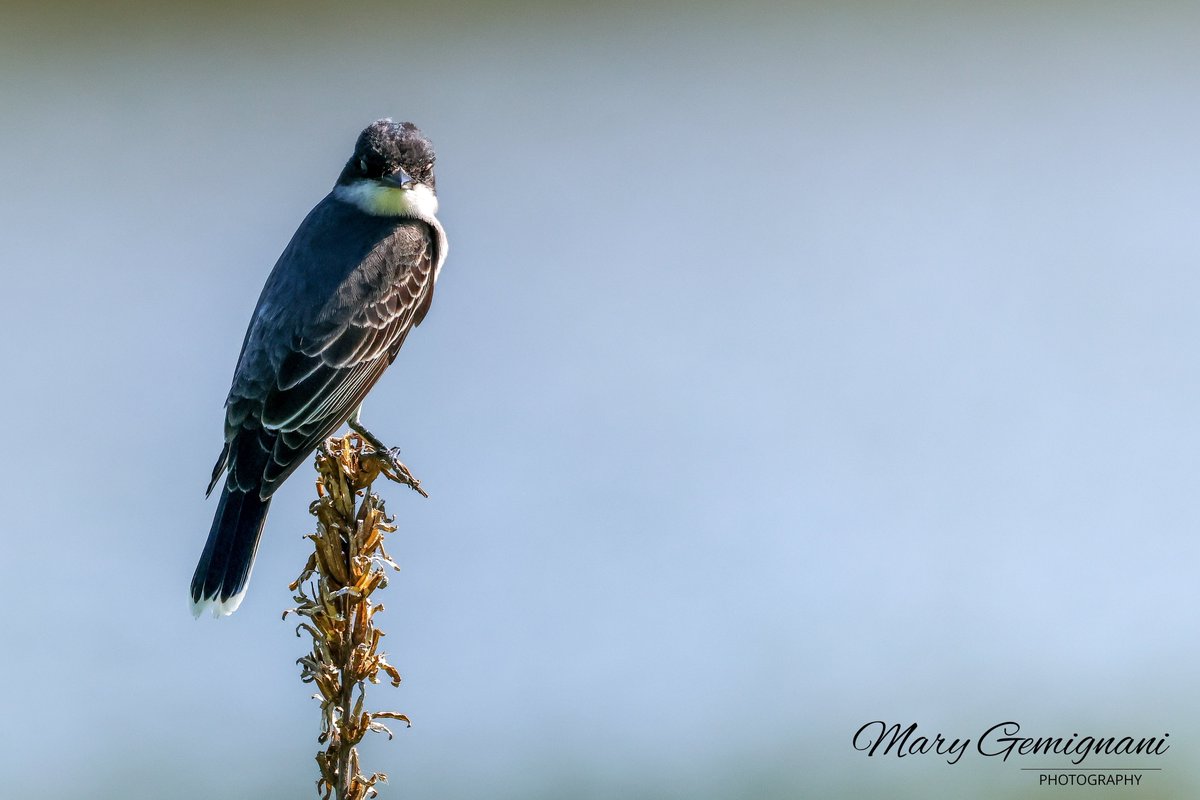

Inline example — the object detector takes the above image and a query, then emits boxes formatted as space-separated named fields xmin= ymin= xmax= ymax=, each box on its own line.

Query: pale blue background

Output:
xmin=1 ymin=2 xmax=1197 ymax=797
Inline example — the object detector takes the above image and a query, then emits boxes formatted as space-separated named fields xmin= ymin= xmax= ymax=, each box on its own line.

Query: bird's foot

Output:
xmin=347 ymin=416 xmax=428 ymax=497
xmin=354 ymin=440 xmax=427 ymax=497
xmin=377 ymin=447 xmax=428 ymax=498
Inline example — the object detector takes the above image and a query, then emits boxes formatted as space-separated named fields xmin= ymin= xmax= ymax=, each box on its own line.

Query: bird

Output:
xmin=191 ymin=119 xmax=447 ymax=618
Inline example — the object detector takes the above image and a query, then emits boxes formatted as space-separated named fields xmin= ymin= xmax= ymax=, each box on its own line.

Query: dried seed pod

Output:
xmin=290 ymin=435 xmax=414 ymax=799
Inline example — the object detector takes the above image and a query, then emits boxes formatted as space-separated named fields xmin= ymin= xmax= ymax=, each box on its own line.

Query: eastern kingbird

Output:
xmin=191 ymin=119 xmax=447 ymax=617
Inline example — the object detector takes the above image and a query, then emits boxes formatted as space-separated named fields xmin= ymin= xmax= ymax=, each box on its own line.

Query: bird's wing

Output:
xmin=217 ymin=216 xmax=439 ymax=498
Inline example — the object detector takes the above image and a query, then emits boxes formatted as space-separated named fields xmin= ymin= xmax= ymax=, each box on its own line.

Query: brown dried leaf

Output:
xmin=371 ymin=711 xmax=411 ymax=727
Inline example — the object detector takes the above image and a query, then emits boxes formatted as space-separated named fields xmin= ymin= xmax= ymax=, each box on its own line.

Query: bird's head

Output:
xmin=334 ymin=119 xmax=439 ymax=218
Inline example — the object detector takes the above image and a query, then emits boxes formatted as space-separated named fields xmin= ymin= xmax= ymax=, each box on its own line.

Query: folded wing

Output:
xmin=214 ymin=215 xmax=438 ymax=499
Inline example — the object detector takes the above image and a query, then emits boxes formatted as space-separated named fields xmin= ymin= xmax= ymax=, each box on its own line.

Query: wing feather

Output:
xmin=212 ymin=200 xmax=442 ymax=499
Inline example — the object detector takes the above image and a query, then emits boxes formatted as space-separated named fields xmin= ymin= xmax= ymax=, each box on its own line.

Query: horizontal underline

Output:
xmin=1019 ymin=768 xmax=1162 ymax=771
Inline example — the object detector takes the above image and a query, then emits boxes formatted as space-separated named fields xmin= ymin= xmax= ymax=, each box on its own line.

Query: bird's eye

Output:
xmin=358 ymin=157 xmax=369 ymax=173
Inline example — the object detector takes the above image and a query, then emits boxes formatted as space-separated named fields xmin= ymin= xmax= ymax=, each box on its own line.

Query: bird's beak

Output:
xmin=380 ymin=168 xmax=415 ymax=189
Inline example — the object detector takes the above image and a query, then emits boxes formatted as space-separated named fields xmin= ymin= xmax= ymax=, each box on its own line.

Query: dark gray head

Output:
xmin=337 ymin=119 xmax=436 ymax=190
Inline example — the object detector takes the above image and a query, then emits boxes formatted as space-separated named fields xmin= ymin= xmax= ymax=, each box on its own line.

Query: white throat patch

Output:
xmin=333 ymin=180 xmax=440 ymax=219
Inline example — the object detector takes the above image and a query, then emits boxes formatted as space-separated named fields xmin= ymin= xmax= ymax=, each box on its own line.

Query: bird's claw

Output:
xmin=376 ymin=447 xmax=428 ymax=498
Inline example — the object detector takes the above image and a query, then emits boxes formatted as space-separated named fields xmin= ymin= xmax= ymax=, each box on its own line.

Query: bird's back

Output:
xmin=215 ymin=195 xmax=440 ymax=497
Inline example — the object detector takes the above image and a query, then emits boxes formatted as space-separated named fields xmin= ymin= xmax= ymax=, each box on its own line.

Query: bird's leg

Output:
xmin=348 ymin=407 xmax=427 ymax=497
xmin=348 ymin=406 xmax=390 ymax=452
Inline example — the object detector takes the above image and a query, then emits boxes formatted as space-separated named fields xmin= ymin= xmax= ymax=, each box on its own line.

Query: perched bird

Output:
xmin=191 ymin=119 xmax=447 ymax=617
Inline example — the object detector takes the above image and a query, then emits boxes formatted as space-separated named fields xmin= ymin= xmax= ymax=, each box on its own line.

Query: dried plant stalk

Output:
xmin=286 ymin=434 xmax=421 ymax=800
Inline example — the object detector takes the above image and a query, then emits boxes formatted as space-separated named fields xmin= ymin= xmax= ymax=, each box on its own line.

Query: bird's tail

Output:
xmin=190 ymin=486 xmax=271 ymax=617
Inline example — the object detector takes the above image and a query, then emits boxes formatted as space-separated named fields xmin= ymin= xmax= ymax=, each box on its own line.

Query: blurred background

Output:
xmin=1 ymin=1 xmax=1198 ymax=797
